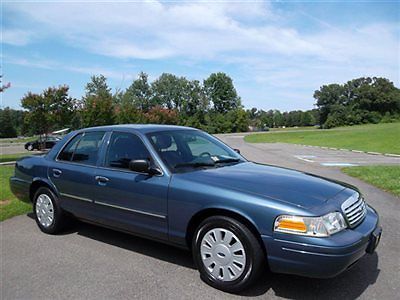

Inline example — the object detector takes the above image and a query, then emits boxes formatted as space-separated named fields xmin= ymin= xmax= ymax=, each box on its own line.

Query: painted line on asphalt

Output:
xmin=321 ymin=163 xmax=358 ymax=167
xmin=294 ymin=155 xmax=315 ymax=163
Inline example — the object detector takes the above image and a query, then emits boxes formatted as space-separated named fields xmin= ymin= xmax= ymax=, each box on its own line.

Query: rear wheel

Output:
xmin=33 ymin=187 xmax=67 ymax=234
xmin=27 ymin=144 xmax=33 ymax=151
xmin=192 ymin=216 xmax=265 ymax=293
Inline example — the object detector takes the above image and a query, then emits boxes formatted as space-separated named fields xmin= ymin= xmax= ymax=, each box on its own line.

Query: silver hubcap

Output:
xmin=35 ymin=194 xmax=54 ymax=228
xmin=200 ymin=228 xmax=246 ymax=282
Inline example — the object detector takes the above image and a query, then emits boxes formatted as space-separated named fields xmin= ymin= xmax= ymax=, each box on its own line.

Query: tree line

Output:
xmin=0 ymin=73 xmax=399 ymax=138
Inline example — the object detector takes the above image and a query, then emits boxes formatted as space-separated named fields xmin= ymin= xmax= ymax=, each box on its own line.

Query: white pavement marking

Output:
xmin=321 ymin=163 xmax=358 ymax=167
xmin=294 ymin=155 xmax=315 ymax=163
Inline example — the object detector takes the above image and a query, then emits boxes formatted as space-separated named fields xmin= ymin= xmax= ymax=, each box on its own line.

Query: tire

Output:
xmin=33 ymin=187 xmax=67 ymax=234
xmin=192 ymin=216 xmax=265 ymax=293
xmin=27 ymin=144 xmax=33 ymax=151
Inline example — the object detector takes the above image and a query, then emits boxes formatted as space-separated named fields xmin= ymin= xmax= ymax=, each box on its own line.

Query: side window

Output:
xmin=71 ymin=132 xmax=105 ymax=165
xmin=106 ymin=132 xmax=151 ymax=169
xmin=57 ymin=132 xmax=105 ymax=165
xmin=58 ymin=133 xmax=83 ymax=161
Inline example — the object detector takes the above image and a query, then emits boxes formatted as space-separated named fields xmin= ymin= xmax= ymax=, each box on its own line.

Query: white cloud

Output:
xmin=4 ymin=55 xmax=135 ymax=80
xmin=2 ymin=29 xmax=34 ymax=46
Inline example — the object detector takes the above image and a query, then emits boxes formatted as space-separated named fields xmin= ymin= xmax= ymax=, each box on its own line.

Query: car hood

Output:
xmin=176 ymin=162 xmax=349 ymax=208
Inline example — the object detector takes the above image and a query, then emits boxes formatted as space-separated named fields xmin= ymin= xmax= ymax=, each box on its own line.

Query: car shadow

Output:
xmin=27 ymin=213 xmax=380 ymax=298
xmin=242 ymin=253 xmax=380 ymax=298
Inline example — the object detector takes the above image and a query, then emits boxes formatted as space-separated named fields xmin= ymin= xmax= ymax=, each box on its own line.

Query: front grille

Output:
xmin=341 ymin=193 xmax=367 ymax=228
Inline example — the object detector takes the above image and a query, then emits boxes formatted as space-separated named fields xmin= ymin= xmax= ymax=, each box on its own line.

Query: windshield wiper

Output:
xmin=174 ymin=162 xmax=216 ymax=169
xmin=214 ymin=158 xmax=241 ymax=164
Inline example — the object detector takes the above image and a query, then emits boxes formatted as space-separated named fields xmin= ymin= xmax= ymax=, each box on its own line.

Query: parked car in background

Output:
xmin=25 ymin=136 xmax=61 ymax=151
xmin=11 ymin=125 xmax=381 ymax=292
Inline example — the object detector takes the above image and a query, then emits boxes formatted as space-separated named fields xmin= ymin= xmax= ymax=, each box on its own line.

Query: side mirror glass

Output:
xmin=129 ymin=159 xmax=150 ymax=173
xmin=128 ymin=159 xmax=162 ymax=175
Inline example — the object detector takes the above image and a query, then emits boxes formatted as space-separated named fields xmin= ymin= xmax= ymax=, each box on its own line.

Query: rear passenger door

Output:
xmin=92 ymin=131 xmax=169 ymax=241
xmin=49 ymin=131 xmax=106 ymax=219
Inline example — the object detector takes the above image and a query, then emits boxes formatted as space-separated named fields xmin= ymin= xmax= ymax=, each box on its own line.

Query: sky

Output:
xmin=2 ymin=0 xmax=399 ymax=111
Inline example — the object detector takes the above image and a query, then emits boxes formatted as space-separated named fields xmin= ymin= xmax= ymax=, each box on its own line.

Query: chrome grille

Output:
xmin=341 ymin=193 xmax=367 ymax=228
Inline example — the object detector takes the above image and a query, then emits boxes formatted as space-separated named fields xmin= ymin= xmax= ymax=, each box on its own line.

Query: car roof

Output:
xmin=78 ymin=124 xmax=198 ymax=134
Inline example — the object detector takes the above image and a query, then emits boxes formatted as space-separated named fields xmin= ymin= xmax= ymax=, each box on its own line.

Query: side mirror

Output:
xmin=129 ymin=159 xmax=162 ymax=175
xmin=234 ymin=148 xmax=241 ymax=154
xmin=129 ymin=159 xmax=150 ymax=173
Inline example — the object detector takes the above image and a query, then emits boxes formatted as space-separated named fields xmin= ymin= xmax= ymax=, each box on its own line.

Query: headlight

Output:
xmin=274 ymin=212 xmax=347 ymax=237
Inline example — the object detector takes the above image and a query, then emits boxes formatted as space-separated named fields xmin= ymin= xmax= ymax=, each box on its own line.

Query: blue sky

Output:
xmin=2 ymin=0 xmax=399 ymax=111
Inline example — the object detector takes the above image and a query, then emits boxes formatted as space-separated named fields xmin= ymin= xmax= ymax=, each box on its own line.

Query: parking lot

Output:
xmin=1 ymin=136 xmax=399 ymax=299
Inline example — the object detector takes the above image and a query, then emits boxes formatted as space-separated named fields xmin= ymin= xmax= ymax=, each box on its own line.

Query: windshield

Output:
xmin=147 ymin=130 xmax=245 ymax=173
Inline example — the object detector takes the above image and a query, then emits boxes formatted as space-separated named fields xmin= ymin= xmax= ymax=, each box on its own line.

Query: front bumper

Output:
xmin=262 ymin=206 xmax=381 ymax=278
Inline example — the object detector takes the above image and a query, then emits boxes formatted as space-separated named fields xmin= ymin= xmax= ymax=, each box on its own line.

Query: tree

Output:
xmin=151 ymin=73 xmax=186 ymax=110
xmin=125 ymin=72 xmax=153 ymax=112
xmin=21 ymin=92 xmax=54 ymax=139
xmin=0 ymin=108 xmax=17 ymax=138
xmin=20 ymin=85 xmax=76 ymax=138
xmin=314 ymin=83 xmax=345 ymax=125
xmin=43 ymin=85 xmax=76 ymax=129
xmin=314 ymin=77 xmax=400 ymax=128
xmin=204 ymin=72 xmax=241 ymax=113
xmin=181 ymin=80 xmax=209 ymax=116
xmin=0 ymin=75 xmax=11 ymax=92
xmin=144 ymin=106 xmax=179 ymax=125
xmin=81 ymin=75 xmax=114 ymax=127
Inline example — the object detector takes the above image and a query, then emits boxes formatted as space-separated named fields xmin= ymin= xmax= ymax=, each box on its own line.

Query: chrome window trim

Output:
xmin=94 ymin=200 xmax=166 ymax=219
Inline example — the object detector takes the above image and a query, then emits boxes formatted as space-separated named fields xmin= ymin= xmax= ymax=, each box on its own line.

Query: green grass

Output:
xmin=0 ymin=136 xmax=36 ymax=143
xmin=342 ymin=166 xmax=400 ymax=197
xmin=0 ymin=136 xmax=36 ymax=144
xmin=0 ymin=166 xmax=31 ymax=221
xmin=0 ymin=153 xmax=39 ymax=163
xmin=245 ymin=122 xmax=400 ymax=154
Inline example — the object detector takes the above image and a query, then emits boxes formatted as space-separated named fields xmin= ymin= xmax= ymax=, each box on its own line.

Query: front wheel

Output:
xmin=27 ymin=144 xmax=33 ymax=151
xmin=33 ymin=187 xmax=67 ymax=234
xmin=192 ymin=216 xmax=265 ymax=293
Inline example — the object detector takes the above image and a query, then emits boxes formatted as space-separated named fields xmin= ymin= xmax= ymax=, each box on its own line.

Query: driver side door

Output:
xmin=92 ymin=131 xmax=169 ymax=241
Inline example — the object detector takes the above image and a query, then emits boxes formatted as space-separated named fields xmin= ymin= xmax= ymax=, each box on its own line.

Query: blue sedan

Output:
xmin=10 ymin=125 xmax=382 ymax=292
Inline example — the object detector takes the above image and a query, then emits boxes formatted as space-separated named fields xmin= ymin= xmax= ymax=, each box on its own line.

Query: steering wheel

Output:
xmin=199 ymin=152 xmax=211 ymax=158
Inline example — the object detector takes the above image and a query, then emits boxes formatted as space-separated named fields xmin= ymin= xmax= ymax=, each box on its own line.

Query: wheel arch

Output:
xmin=185 ymin=207 xmax=267 ymax=256
xmin=29 ymin=178 xmax=59 ymax=202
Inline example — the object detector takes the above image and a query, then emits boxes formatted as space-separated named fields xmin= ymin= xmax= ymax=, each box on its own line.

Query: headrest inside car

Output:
xmin=155 ymin=134 xmax=172 ymax=149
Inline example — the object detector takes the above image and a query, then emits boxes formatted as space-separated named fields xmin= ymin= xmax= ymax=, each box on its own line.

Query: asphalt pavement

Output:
xmin=1 ymin=136 xmax=399 ymax=299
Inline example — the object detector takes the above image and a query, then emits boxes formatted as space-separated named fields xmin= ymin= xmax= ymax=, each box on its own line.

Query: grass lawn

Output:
xmin=0 ymin=152 xmax=40 ymax=163
xmin=245 ymin=122 xmax=400 ymax=154
xmin=0 ymin=166 xmax=31 ymax=221
xmin=342 ymin=166 xmax=400 ymax=197
xmin=0 ymin=136 xmax=36 ymax=144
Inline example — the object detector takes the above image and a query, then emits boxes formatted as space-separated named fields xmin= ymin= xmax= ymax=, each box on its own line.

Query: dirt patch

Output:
xmin=0 ymin=200 xmax=12 ymax=206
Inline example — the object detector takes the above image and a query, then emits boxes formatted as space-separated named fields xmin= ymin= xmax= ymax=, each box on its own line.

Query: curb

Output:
xmin=297 ymin=144 xmax=400 ymax=157
xmin=0 ymin=161 xmax=16 ymax=166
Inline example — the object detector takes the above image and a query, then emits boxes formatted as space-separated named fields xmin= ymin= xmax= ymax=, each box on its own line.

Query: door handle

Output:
xmin=52 ymin=169 xmax=62 ymax=178
xmin=95 ymin=176 xmax=109 ymax=185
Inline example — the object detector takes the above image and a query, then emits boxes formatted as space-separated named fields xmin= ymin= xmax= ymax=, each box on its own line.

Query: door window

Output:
xmin=58 ymin=132 xmax=105 ymax=165
xmin=106 ymin=132 xmax=151 ymax=169
xmin=58 ymin=133 xmax=83 ymax=161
